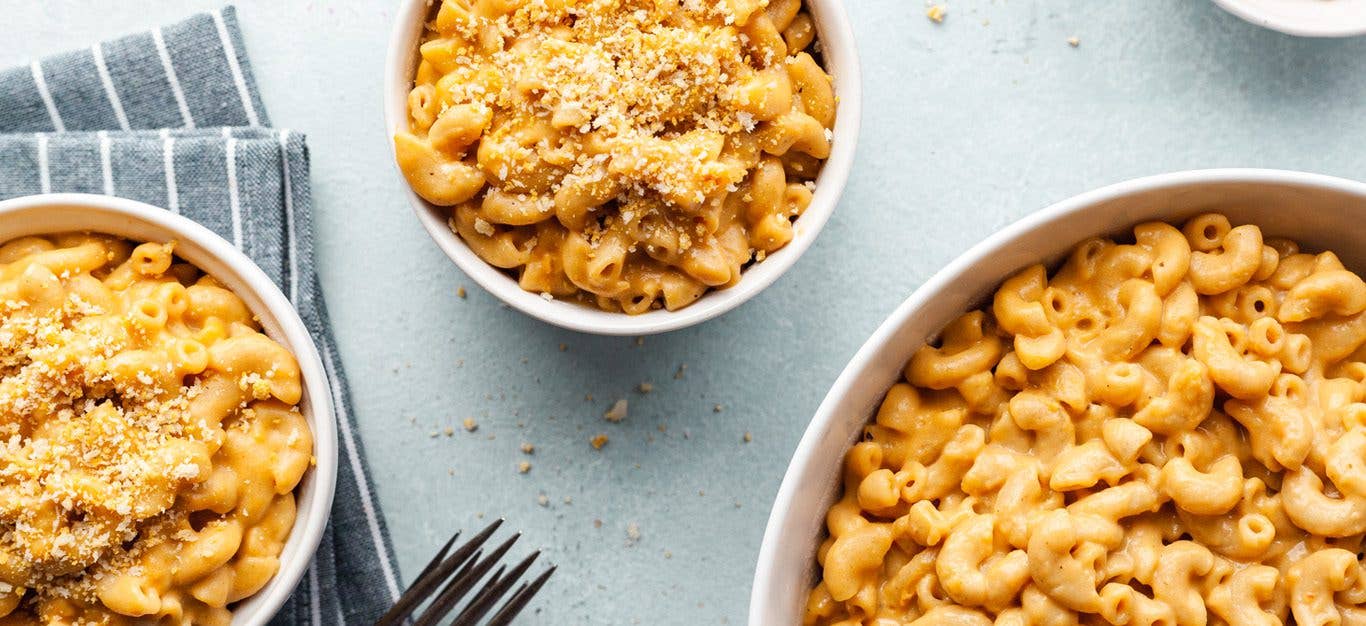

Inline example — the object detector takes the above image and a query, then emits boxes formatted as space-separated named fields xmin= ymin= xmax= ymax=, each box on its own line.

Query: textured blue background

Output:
xmin=5 ymin=1 xmax=1366 ymax=623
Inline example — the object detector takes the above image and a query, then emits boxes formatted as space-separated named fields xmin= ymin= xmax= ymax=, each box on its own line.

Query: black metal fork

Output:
xmin=374 ymin=520 xmax=555 ymax=626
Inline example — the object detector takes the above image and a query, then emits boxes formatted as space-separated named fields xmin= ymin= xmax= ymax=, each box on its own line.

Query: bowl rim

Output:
xmin=0 ymin=193 xmax=338 ymax=626
xmin=382 ymin=0 xmax=863 ymax=335
xmin=748 ymin=168 xmax=1366 ymax=624
xmin=1211 ymin=0 xmax=1366 ymax=37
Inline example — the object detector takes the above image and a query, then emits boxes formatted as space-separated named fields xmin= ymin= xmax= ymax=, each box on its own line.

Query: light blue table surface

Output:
xmin=5 ymin=1 xmax=1366 ymax=623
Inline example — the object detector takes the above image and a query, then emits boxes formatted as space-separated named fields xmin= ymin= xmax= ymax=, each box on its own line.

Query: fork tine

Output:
xmin=468 ymin=565 xmax=508 ymax=606
xmin=410 ymin=549 xmax=483 ymax=626
xmin=449 ymin=551 xmax=542 ymax=626
xmin=483 ymin=565 xmax=556 ymax=626
xmin=466 ymin=552 xmax=538 ymax=612
xmin=412 ymin=534 xmax=521 ymax=626
xmin=374 ymin=519 xmax=504 ymax=626
xmin=412 ymin=531 xmax=459 ymax=582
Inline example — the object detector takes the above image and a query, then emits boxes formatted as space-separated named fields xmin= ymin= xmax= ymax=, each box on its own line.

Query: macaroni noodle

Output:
xmin=0 ymin=234 xmax=313 ymax=625
xmin=806 ymin=215 xmax=1366 ymax=626
xmin=396 ymin=0 xmax=836 ymax=313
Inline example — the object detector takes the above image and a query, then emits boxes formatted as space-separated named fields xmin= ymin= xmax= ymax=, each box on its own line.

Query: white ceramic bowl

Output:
xmin=749 ymin=169 xmax=1366 ymax=624
xmin=1212 ymin=0 xmax=1366 ymax=37
xmin=383 ymin=1 xmax=862 ymax=335
xmin=0 ymin=194 xmax=338 ymax=626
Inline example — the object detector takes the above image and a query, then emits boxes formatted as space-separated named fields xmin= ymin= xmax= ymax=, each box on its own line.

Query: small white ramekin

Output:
xmin=1212 ymin=0 xmax=1366 ymax=37
xmin=749 ymin=169 xmax=1366 ymax=624
xmin=0 ymin=193 xmax=338 ymax=626
xmin=384 ymin=1 xmax=862 ymax=335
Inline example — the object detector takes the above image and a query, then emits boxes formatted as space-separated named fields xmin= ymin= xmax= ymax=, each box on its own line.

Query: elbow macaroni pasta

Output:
xmin=807 ymin=214 xmax=1366 ymax=626
xmin=0 ymin=234 xmax=313 ymax=626
xmin=395 ymin=0 xmax=836 ymax=313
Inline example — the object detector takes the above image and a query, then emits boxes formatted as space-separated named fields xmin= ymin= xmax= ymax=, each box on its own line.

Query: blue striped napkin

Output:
xmin=0 ymin=8 xmax=400 ymax=625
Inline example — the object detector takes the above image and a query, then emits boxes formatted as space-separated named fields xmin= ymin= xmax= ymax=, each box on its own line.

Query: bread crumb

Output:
xmin=429 ymin=431 xmax=440 ymax=438
xmin=626 ymin=522 xmax=641 ymax=545
xmin=926 ymin=4 xmax=947 ymax=23
xmin=1067 ymin=36 xmax=1080 ymax=47
xmin=634 ymin=336 xmax=645 ymax=346
xmin=521 ymin=442 xmax=535 ymax=454
xmin=559 ymin=343 xmax=568 ymax=352
xmin=604 ymin=399 xmax=629 ymax=422
xmin=463 ymin=417 xmax=478 ymax=432
xmin=518 ymin=461 xmax=532 ymax=474
xmin=664 ymin=550 xmax=673 ymax=559
xmin=563 ymin=496 xmax=573 ymax=504
xmin=743 ymin=431 xmax=752 ymax=443
xmin=537 ymin=494 xmax=549 ymax=507
xmin=444 ymin=427 xmax=454 ymax=437
xmin=591 ymin=433 xmax=609 ymax=449
xmin=594 ymin=519 xmax=603 ymax=528
xmin=457 ymin=286 xmax=467 ymax=298
xmin=713 ymin=404 xmax=724 ymax=413
xmin=637 ymin=382 xmax=653 ymax=394
xmin=673 ymin=364 xmax=687 ymax=379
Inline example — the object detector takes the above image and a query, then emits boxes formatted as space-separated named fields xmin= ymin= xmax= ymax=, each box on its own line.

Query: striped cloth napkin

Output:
xmin=0 ymin=7 xmax=400 ymax=625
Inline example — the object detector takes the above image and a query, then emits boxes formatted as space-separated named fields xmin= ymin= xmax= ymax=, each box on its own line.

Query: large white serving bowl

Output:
xmin=749 ymin=169 xmax=1366 ymax=624
xmin=384 ymin=0 xmax=861 ymax=335
xmin=0 ymin=193 xmax=338 ymax=626
xmin=1212 ymin=0 xmax=1366 ymax=37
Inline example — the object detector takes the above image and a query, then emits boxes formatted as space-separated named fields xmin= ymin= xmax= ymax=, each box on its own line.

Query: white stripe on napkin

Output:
xmin=322 ymin=341 xmax=403 ymax=602
xmin=212 ymin=10 xmax=260 ymax=126
xmin=98 ymin=130 xmax=114 ymax=195
xmin=29 ymin=62 xmax=65 ymax=132
xmin=91 ymin=43 xmax=131 ymax=131
xmin=152 ymin=27 xmax=195 ymax=129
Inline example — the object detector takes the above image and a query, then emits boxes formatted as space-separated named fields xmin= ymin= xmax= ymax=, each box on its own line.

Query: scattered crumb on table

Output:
xmin=537 ymin=494 xmax=549 ymax=507
xmin=673 ymin=364 xmax=687 ymax=379
xmin=713 ymin=404 xmax=724 ymax=413
xmin=637 ymin=382 xmax=653 ymax=394
xmin=604 ymin=399 xmax=629 ymax=422
xmin=443 ymin=427 xmax=454 ymax=437
xmin=591 ymin=433 xmax=609 ymax=449
xmin=593 ymin=519 xmax=603 ymax=528
xmin=743 ymin=432 xmax=752 ymax=443
xmin=518 ymin=461 xmax=532 ymax=474
xmin=927 ymin=4 xmax=946 ymax=23
xmin=626 ymin=522 xmax=641 ymax=545
xmin=457 ymin=286 xmax=467 ymax=298
xmin=462 ymin=417 xmax=478 ymax=432
xmin=521 ymin=442 xmax=535 ymax=454
xmin=1068 ymin=36 xmax=1081 ymax=47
